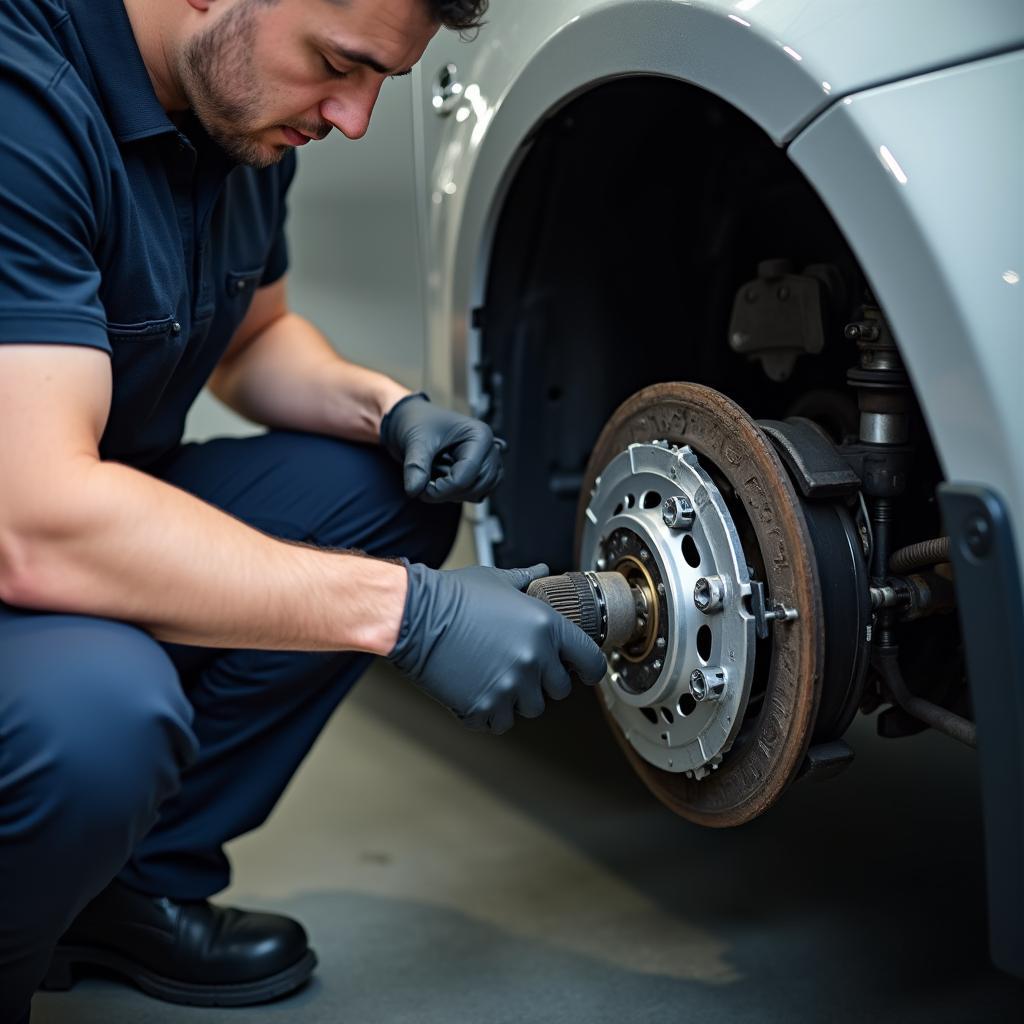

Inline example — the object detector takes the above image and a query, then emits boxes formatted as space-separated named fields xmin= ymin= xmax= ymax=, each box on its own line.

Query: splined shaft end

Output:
xmin=527 ymin=571 xmax=641 ymax=651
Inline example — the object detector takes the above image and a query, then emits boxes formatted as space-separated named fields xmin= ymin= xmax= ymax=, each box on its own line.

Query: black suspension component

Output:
xmin=839 ymin=302 xmax=969 ymax=745
xmin=842 ymin=302 xmax=913 ymax=652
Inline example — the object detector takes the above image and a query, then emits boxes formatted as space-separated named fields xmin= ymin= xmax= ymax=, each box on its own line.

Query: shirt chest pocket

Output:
xmin=218 ymin=266 xmax=266 ymax=341
xmin=225 ymin=267 xmax=264 ymax=303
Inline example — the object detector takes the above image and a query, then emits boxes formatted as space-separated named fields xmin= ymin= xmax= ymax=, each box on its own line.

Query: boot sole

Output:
xmin=41 ymin=944 xmax=318 ymax=1007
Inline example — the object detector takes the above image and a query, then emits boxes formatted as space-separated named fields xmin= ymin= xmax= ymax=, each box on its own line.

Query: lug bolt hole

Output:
xmin=678 ymin=694 xmax=697 ymax=717
xmin=682 ymin=535 xmax=701 ymax=568
xmin=697 ymin=625 xmax=713 ymax=662
xmin=660 ymin=707 xmax=674 ymax=725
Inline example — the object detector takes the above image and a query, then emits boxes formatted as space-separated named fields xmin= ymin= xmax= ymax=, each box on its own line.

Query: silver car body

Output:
xmin=409 ymin=0 xmax=1024 ymax=582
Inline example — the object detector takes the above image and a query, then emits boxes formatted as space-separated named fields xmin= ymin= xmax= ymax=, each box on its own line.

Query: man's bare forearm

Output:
xmin=208 ymin=312 xmax=411 ymax=442
xmin=1 ymin=454 xmax=408 ymax=654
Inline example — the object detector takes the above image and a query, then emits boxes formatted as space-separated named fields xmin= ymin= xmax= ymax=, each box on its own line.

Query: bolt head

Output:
xmin=691 ymin=668 xmax=725 ymax=702
xmin=690 ymin=669 xmax=706 ymax=700
xmin=661 ymin=495 xmax=695 ymax=530
xmin=693 ymin=575 xmax=725 ymax=613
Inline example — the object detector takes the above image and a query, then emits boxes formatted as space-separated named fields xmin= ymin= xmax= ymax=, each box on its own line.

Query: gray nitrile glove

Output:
xmin=380 ymin=392 xmax=504 ymax=503
xmin=388 ymin=562 xmax=608 ymax=734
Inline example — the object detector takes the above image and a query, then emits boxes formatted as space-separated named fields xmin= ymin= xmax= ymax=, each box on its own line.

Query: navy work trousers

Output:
xmin=0 ymin=430 xmax=459 ymax=1020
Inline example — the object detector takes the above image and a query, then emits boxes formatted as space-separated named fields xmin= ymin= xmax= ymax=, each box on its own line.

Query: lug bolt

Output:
xmin=690 ymin=668 xmax=726 ymax=703
xmin=662 ymin=495 xmax=695 ymax=530
xmin=693 ymin=575 xmax=725 ymax=613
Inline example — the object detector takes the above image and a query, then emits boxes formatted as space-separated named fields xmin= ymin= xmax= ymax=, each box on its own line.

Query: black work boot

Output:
xmin=40 ymin=880 xmax=317 ymax=1006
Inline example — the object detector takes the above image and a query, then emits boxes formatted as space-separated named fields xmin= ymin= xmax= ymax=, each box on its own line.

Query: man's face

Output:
xmin=178 ymin=0 xmax=439 ymax=167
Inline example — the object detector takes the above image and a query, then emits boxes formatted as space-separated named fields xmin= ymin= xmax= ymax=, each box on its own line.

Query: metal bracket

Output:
xmin=749 ymin=579 xmax=800 ymax=640
xmin=939 ymin=484 xmax=1024 ymax=978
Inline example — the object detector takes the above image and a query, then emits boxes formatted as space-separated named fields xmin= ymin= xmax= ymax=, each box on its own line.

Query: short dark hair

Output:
xmin=429 ymin=0 xmax=488 ymax=33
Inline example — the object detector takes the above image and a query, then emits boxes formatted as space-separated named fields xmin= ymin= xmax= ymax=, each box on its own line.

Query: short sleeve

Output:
xmin=0 ymin=66 xmax=111 ymax=353
xmin=259 ymin=149 xmax=298 ymax=288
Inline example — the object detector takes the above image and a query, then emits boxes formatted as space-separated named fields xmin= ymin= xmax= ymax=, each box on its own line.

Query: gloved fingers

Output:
xmin=431 ymin=443 xmax=503 ymax=504
xmin=514 ymin=681 xmax=546 ymax=719
xmin=499 ymin=563 xmax=550 ymax=592
xmin=476 ymin=443 xmax=506 ymax=495
xmin=432 ymin=425 xmax=494 ymax=498
xmin=458 ymin=704 xmax=490 ymax=732
xmin=555 ymin=615 xmax=608 ymax=685
xmin=540 ymin=659 xmax=573 ymax=702
xmin=401 ymin=434 xmax=435 ymax=497
xmin=459 ymin=673 xmax=516 ymax=734
xmin=487 ymin=695 xmax=516 ymax=735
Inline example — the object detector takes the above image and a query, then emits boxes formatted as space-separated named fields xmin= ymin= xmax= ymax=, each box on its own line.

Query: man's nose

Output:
xmin=320 ymin=79 xmax=384 ymax=140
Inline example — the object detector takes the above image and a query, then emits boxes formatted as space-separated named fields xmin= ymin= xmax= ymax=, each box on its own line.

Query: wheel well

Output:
xmin=479 ymin=75 xmax=931 ymax=571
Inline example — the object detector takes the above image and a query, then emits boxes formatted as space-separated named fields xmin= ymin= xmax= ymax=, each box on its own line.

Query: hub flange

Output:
xmin=580 ymin=441 xmax=756 ymax=778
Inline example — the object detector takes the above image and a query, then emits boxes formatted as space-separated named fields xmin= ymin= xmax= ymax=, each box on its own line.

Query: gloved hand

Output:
xmin=388 ymin=562 xmax=608 ymax=734
xmin=380 ymin=392 xmax=504 ymax=503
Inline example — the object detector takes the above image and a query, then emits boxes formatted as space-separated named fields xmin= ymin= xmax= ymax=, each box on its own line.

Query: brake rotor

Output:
xmin=575 ymin=383 xmax=824 ymax=827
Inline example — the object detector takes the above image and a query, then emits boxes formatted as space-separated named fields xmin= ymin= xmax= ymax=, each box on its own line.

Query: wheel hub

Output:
xmin=580 ymin=441 xmax=756 ymax=778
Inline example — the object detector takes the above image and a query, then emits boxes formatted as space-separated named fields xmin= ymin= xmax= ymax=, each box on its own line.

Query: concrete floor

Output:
xmin=33 ymin=636 xmax=1024 ymax=1022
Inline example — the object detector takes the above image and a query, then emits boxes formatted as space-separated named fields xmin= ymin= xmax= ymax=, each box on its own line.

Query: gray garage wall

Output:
xmin=184 ymin=75 xmax=426 ymax=442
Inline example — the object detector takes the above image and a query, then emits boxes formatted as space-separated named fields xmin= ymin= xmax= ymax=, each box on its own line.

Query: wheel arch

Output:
xmin=423 ymin=0 xmax=842 ymax=412
xmin=423 ymin=0 xmax=1023 ymax=422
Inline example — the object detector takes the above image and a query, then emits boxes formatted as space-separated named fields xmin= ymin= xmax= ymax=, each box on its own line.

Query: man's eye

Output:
xmin=322 ymin=57 xmax=348 ymax=79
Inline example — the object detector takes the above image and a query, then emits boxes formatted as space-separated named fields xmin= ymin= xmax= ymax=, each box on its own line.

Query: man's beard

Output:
xmin=178 ymin=0 xmax=281 ymax=168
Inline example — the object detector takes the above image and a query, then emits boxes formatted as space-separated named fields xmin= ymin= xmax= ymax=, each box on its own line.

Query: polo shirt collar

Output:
xmin=66 ymin=0 xmax=175 ymax=144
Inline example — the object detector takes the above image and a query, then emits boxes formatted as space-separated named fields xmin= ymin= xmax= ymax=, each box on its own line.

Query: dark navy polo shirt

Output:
xmin=0 ymin=0 xmax=297 ymax=467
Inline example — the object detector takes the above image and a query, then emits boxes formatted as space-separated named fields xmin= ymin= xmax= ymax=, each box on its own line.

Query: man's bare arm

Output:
xmin=0 ymin=344 xmax=407 ymax=653
xmin=207 ymin=276 xmax=410 ymax=442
